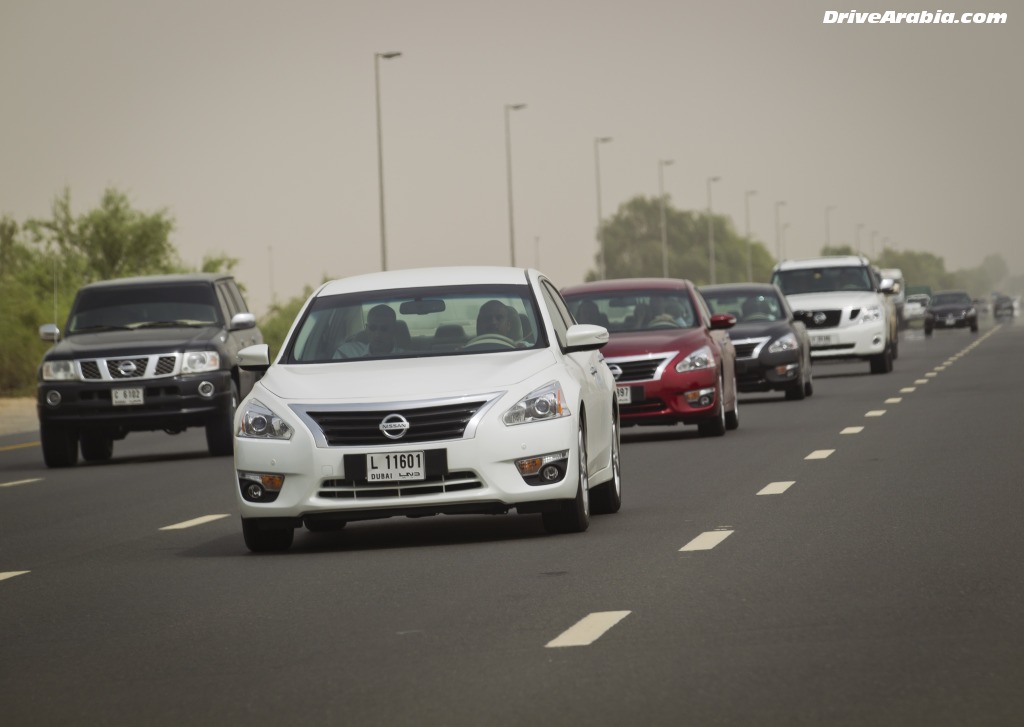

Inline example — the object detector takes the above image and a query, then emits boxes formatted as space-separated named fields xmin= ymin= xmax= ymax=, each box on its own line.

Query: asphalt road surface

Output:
xmin=1 ymin=317 xmax=1021 ymax=726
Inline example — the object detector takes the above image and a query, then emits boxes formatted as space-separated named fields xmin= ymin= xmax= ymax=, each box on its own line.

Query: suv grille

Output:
xmin=79 ymin=353 xmax=183 ymax=381
xmin=307 ymin=401 xmax=489 ymax=446
xmin=803 ymin=310 xmax=843 ymax=329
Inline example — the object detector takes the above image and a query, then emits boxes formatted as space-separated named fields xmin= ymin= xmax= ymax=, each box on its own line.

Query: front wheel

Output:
xmin=41 ymin=421 xmax=79 ymax=468
xmin=242 ymin=519 xmax=295 ymax=553
xmin=724 ymin=375 xmax=739 ymax=430
xmin=542 ymin=421 xmax=591 ymax=534
xmin=206 ymin=380 xmax=239 ymax=457
xmin=80 ymin=431 xmax=114 ymax=462
xmin=869 ymin=346 xmax=893 ymax=374
xmin=590 ymin=407 xmax=621 ymax=515
xmin=698 ymin=374 xmax=727 ymax=437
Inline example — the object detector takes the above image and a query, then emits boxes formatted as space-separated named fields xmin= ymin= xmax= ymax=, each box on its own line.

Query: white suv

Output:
xmin=771 ymin=256 xmax=898 ymax=374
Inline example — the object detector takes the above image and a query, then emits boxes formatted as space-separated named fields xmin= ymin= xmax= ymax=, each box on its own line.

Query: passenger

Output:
xmin=476 ymin=300 xmax=514 ymax=338
xmin=335 ymin=304 xmax=405 ymax=358
xmin=575 ymin=299 xmax=604 ymax=325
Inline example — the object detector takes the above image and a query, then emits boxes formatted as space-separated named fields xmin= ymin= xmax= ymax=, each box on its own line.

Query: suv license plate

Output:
xmin=810 ymin=334 xmax=835 ymax=346
xmin=112 ymin=387 xmax=144 ymax=406
xmin=616 ymin=386 xmax=632 ymax=404
xmin=367 ymin=452 xmax=425 ymax=482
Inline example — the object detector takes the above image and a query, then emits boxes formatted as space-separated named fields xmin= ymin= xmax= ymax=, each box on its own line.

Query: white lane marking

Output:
xmin=841 ymin=426 xmax=864 ymax=434
xmin=935 ymin=366 xmax=947 ymax=371
xmin=925 ymin=372 xmax=938 ymax=378
xmin=0 ymin=478 xmax=42 ymax=488
xmin=0 ymin=571 xmax=30 ymax=582
xmin=805 ymin=449 xmax=835 ymax=460
xmin=758 ymin=481 xmax=795 ymax=495
xmin=884 ymin=398 xmax=902 ymax=404
xmin=865 ymin=410 xmax=886 ymax=417
xmin=680 ymin=529 xmax=734 ymax=551
xmin=915 ymin=379 xmax=930 ymax=384
xmin=160 ymin=514 xmax=230 ymax=531
xmin=900 ymin=387 xmax=916 ymax=393
xmin=545 ymin=610 xmax=631 ymax=648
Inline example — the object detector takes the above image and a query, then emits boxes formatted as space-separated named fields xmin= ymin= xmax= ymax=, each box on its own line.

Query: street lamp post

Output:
xmin=594 ymin=136 xmax=613 ymax=279
xmin=775 ymin=201 xmax=786 ymax=261
xmin=745 ymin=190 xmax=757 ymax=282
xmin=706 ymin=176 xmax=721 ymax=284
xmin=658 ymin=159 xmax=674 ymax=278
xmin=504 ymin=103 xmax=527 ymax=266
xmin=826 ymin=205 xmax=835 ymax=247
xmin=374 ymin=51 xmax=401 ymax=271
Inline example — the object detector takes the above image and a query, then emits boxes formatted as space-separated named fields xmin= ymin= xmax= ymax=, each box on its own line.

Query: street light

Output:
xmin=594 ymin=136 xmax=613 ymax=279
xmin=775 ymin=201 xmax=786 ymax=261
xmin=707 ymin=176 xmax=721 ymax=284
xmin=504 ymin=103 xmax=527 ymax=266
xmin=825 ymin=205 xmax=835 ymax=247
xmin=745 ymin=190 xmax=757 ymax=281
xmin=374 ymin=51 xmax=401 ymax=271
xmin=658 ymin=159 xmax=674 ymax=278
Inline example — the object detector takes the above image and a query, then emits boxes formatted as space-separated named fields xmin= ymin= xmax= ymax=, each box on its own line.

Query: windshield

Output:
xmin=772 ymin=266 xmax=873 ymax=295
xmin=68 ymin=284 xmax=220 ymax=333
xmin=563 ymin=290 xmax=697 ymax=332
xmin=285 ymin=284 xmax=546 ymax=363
xmin=931 ymin=292 xmax=972 ymax=306
xmin=703 ymin=290 xmax=783 ymax=323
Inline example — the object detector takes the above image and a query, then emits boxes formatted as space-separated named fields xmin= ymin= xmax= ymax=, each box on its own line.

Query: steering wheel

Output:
xmin=648 ymin=320 xmax=681 ymax=329
xmin=462 ymin=333 xmax=517 ymax=350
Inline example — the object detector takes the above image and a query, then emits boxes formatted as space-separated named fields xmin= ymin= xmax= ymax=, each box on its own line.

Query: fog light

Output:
xmin=46 ymin=390 xmax=62 ymax=406
xmin=775 ymin=364 xmax=798 ymax=378
xmin=540 ymin=465 xmax=561 ymax=482
xmin=872 ymin=335 xmax=882 ymax=346
xmin=515 ymin=450 xmax=568 ymax=485
xmin=197 ymin=381 xmax=216 ymax=398
xmin=684 ymin=387 xmax=715 ymax=407
xmin=246 ymin=483 xmax=264 ymax=500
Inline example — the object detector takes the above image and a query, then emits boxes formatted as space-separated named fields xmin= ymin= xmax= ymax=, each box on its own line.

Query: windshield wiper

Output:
xmin=130 ymin=320 xmax=212 ymax=329
xmin=69 ymin=324 xmax=133 ymax=333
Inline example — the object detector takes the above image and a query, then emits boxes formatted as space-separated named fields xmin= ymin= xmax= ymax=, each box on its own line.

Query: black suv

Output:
xmin=37 ymin=273 xmax=263 ymax=467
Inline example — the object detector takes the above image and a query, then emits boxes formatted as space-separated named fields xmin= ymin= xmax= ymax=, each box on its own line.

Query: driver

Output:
xmin=476 ymin=300 xmax=513 ymax=338
xmin=335 ymin=304 xmax=405 ymax=358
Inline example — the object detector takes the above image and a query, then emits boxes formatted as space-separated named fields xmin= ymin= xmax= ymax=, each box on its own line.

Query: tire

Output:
xmin=724 ymin=375 xmax=739 ymax=430
xmin=80 ymin=431 xmax=114 ymax=462
xmin=242 ymin=519 xmax=295 ymax=553
xmin=869 ymin=346 xmax=893 ymax=375
xmin=970 ymin=322 xmax=979 ymax=333
xmin=590 ymin=406 xmax=621 ymax=515
xmin=542 ymin=421 xmax=591 ymax=534
xmin=697 ymin=374 xmax=727 ymax=437
xmin=305 ymin=520 xmax=348 ymax=533
xmin=785 ymin=380 xmax=806 ymax=400
xmin=804 ymin=367 xmax=814 ymax=397
xmin=41 ymin=421 xmax=79 ymax=468
xmin=206 ymin=380 xmax=239 ymax=457
xmin=924 ymin=325 xmax=933 ymax=336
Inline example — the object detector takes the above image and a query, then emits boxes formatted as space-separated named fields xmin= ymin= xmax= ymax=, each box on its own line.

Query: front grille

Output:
xmin=803 ymin=310 xmax=843 ymax=329
xmin=107 ymin=358 xmax=148 ymax=378
xmin=155 ymin=356 xmax=176 ymax=375
xmin=77 ymin=353 xmax=182 ymax=381
xmin=81 ymin=361 xmax=102 ymax=379
xmin=732 ymin=337 xmax=770 ymax=359
xmin=319 ymin=471 xmax=481 ymax=499
xmin=607 ymin=357 xmax=670 ymax=383
xmin=307 ymin=401 xmax=488 ymax=446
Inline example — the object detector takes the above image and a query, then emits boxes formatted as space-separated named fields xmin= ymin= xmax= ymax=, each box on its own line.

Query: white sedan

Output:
xmin=233 ymin=266 xmax=622 ymax=552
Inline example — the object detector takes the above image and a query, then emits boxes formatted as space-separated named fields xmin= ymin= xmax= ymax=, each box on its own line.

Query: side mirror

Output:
xmin=39 ymin=323 xmax=60 ymax=342
xmin=879 ymin=278 xmax=895 ymax=294
xmin=709 ymin=313 xmax=736 ymax=330
xmin=565 ymin=323 xmax=609 ymax=351
xmin=238 ymin=344 xmax=271 ymax=372
xmin=230 ymin=312 xmax=257 ymax=331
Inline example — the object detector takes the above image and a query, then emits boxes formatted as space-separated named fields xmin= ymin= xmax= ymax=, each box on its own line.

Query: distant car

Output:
xmin=904 ymin=293 xmax=931 ymax=323
xmin=232 ymin=266 xmax=621 ymax=552
xmin=992 ymin=294 xmax=1015 ymax=320
xmin=924 ymin=291 xmax=978 ymax=335
xmin=700 ymin=283 xmax=813 ymax=401
xmin=561 ymin=278 xmax=739 ymax=437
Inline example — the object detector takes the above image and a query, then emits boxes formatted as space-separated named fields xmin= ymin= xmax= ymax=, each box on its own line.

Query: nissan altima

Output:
xmin=561 ymin=278 xmax=738 ymax=437
xmin=232 ymin=267 xmax=621 ymax=552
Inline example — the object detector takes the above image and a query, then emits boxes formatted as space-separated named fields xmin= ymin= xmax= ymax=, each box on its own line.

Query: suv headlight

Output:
xmin=182 ymin=350 xmax=221 ymax=374
xmin=858 ymin=306 xmax=883 ymax=323
xmin=41 ymin=360 xmax=79 ymax=381
xmin=502 ymin=381 xmax=570 ymax=426
xmin=675 ymin=345 xmax=714 ymax=372
xmin=767 ymin=333 xmax=798 ymax=354
xmin=238 ymin=399 xmax=293 ymax=440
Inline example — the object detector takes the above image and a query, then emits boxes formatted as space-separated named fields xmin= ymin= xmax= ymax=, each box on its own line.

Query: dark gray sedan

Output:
xmin=700 ymin=283 xmax=813 ymax=400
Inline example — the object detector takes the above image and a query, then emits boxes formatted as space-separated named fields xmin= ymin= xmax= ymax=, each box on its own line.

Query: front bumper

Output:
xmin=613 ymin=368 xmax=720 ymax=426
xmin=734 ymin=351 xmax=802 ymax=392
xmin=806 ymin=319 xmax=887 ymax=360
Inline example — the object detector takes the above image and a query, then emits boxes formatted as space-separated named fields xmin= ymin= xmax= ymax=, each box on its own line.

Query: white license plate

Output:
xmin=810 ymin=334 xmax=835 ymax=346
xmin=945 ymin=316 xmax=955 ymax=325
xmin=616 ymin=386 xmax=632 ymax=404
xmin=367 ymin=451 xmax=425 ymax=482
xmin=112 ymin=387 xmax=144 ymax=406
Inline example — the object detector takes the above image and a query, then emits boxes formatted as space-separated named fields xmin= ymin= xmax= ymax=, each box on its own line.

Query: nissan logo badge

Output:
xmin=813 ymin=311 xmax=827 ymax=325
xmin=379 ymin=413 xmax=410 ymax=440
xmin=607 ymin=364 xmax=623 ymax=381
xmin=117 ymin=360 xmax=138 ymax=376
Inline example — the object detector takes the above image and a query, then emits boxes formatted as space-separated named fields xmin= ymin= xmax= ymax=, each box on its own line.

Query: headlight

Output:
xmin=41 ymin=360 xmax=79 ymax=381
xmin=858 ymin=306 xmax=883 ymax=323
xmin=767 ymin=332 xmax=798 ymax=354
xmin=967 ymin=307 xmax=976 ymax=316
xmin=675 ymin=345 xmax=714 ymax=373
xmin=238 ymin=399 xmax=293 ymax=439
xmin=182 ymin=350 xmax=221 ymax=374
xmin=502 ymin=381 xmax=570 ymax=426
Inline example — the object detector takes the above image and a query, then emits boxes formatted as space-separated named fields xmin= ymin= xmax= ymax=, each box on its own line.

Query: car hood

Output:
xmin=258 ymin=348 xmax=559 ymax=402
xmin=44 ymin=327 xmax=223 ymax=358
xmin=930 ymin=303 xmax=973 ymax=315
xmin=601 ymin=329 xmax=708 ymax=358
xmin=727 ymin=321 xmax=793 ymax=339
xmin=784 ymin=291 xmax=881 ymax=311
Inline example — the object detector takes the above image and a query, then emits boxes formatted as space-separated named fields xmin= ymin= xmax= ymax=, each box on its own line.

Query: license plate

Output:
xmin=616 ymin=386 xmax=632 ymax=404
xmin=945 ymin=316 xmax=955 ymax=325
xmin=112 ymin=387 xmax=144 ymax=406
xmin=367 ymin=451 xmax=425 ymax=482
xmin=810 ymin=334 xmax=835 ymax=346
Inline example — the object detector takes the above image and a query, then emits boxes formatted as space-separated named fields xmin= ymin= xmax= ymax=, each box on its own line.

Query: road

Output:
xmin=1 ymin=318 xmax=1021 ymax=726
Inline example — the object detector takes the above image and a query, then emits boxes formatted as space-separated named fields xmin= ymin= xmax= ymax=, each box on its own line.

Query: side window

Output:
xmin=539 ymin=280 xmax=572 ymax=349
xmin=694 ymin=290 xmax=713 ymax=327
xmin=226 ymin=280 xmax=250 ymax=313
xmin=214 ymin=283 xmax=237 ymax=323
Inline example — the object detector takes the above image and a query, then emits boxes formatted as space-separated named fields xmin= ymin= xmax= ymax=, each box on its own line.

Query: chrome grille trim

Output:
xmin=604 ymin=352 xmax=677 ymax=383
xmin=731 ymin=336 xmax=771 ymax=360
xmin=76 ymin=353 xmax=183 ymax=381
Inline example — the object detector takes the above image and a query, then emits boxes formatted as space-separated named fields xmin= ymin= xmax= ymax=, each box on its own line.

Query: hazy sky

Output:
xmin=2 ymin=0 xmax=1021 ymax=315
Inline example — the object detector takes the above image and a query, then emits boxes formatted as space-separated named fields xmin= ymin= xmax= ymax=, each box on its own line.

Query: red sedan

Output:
xmin=561 ymin=278 xmax=739 ymax=437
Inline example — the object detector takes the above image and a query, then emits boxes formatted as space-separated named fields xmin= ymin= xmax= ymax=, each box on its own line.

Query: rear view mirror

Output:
xmin=400 ymin=299 xmax=446 ymax=315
